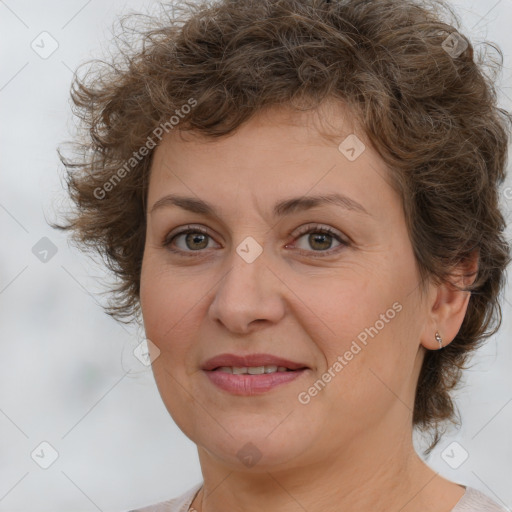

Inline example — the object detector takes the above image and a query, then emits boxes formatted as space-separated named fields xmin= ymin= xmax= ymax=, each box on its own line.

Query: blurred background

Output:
xmin=0 ymin=0 xmax=511 ymax=510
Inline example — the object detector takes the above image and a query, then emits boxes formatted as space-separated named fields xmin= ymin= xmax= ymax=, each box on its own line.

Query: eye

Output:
xmin=288 ymin=224 xmax=348 ymax=256
xmin=163 ymin=225 xmax=219 ymax=255
xmin=163 ymin=223 xmax=349 ymax=257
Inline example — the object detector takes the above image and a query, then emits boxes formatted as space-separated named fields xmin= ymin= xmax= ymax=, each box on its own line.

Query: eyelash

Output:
xmin=162 ymin=223 xmax=349 ymax=258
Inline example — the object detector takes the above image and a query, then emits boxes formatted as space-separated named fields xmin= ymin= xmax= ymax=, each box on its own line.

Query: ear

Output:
xmin=420 ymin=249 xmax=479 ymax=350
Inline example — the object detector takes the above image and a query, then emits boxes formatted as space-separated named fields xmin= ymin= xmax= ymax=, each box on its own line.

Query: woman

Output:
xmin=55 ymin=0 xmax=511 ymax=510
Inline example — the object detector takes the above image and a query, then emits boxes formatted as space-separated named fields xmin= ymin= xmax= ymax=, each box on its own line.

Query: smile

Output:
xmin=213 ymin=365 xmax=294 ymax=374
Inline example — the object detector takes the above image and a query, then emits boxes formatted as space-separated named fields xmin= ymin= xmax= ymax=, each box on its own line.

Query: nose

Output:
xmin=207 ymin=246 xmax=286 ymax=334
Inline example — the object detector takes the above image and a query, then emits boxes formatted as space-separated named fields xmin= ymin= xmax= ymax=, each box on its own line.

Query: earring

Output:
xmin=435 ymin=331 xmax=443 ymax=349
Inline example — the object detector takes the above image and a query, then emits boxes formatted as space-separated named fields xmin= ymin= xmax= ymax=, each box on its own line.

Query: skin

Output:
xmin=140 ymin=102 xmax=474 ymax=512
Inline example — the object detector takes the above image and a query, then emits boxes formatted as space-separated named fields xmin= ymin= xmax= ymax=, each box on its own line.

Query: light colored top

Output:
xmin=128 ymin=483 xmax=509 ymax=512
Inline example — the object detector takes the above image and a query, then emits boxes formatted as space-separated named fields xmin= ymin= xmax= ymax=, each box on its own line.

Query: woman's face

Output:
xmin=140 ymin=104 xmax=432 ymax=471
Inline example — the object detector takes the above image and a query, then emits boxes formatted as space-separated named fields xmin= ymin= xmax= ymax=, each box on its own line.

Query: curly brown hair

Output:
xmin=55 ymin=0 xmax=511 ymax=453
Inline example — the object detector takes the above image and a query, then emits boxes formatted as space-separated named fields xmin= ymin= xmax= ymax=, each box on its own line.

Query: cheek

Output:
xmin=140 ymin=257 xmax=211 ymax=365
xmin=140 ymin=261 xmax=204 ymax=426
xmin=305 ymin=269 xmax=397 ymax=347
xmin=305 ymin=266 xmax=417 ymax=399
xmin=140 ymin=261 xmax=165 ymax=336
xmin=140 ymin=257 xmax=181 ymax=347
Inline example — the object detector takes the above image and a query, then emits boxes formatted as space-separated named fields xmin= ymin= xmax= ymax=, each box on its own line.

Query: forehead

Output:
xmin=147 ymin=102 xmax=398 ymax=220
xmin=155 ymin=100 xmax=364 ymax=155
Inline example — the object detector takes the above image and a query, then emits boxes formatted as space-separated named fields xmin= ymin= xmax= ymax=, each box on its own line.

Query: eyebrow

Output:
xmin=149 ymin=192 xmax=370 ymax=218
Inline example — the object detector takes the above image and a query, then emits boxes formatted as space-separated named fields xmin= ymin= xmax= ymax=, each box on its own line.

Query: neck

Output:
xmin=191 ymin=423 xmax=444 ymax=512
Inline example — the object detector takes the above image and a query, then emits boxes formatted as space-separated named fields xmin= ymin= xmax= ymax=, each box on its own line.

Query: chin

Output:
xmin=195 ymin=423 xmax=315 ymax=472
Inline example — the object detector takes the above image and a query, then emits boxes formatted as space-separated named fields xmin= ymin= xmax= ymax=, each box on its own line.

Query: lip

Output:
xmin=204 ymin=369 xmax=308 ymax=395
xmin=201 ymin=353 xmax=310 ymax=396
xmin=201 ymin=353 xmax=309 ymax=371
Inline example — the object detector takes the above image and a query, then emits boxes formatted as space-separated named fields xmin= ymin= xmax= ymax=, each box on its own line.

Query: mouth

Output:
xmin=201 ymin=353 xmax=310 ymax=395
xmin=210 ymin=365 xmax=306 ymax=374
xmin=201 ymin=353 xmax=310 ymax=372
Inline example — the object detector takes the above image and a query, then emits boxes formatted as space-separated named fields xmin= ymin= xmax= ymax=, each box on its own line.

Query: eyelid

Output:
xmin=291 ymin=222 xmax=347 ymax=241
xmin=164 ymin=224 xmax=213 ymax=242
xmin=163 ymin=224 xmax=219 ymax=251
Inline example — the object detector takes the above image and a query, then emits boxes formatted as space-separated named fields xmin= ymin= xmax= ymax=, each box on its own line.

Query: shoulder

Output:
xmin=452 ymin=486 xmax=509 ymax=512
xmin=127 ymin=482 xmax=202 ymax=512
